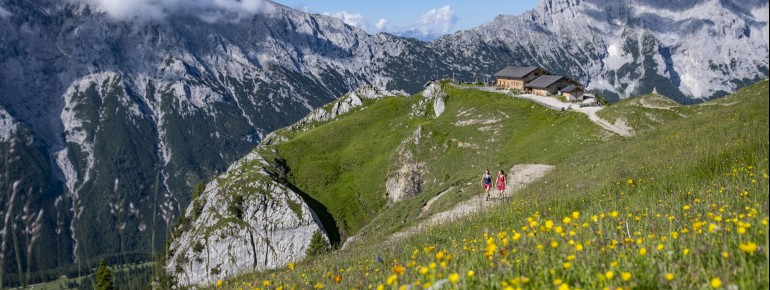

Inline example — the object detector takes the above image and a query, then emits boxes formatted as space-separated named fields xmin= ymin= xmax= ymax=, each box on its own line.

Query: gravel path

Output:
xmin=388 ymin=164 xmax=555 ymax=243
xmin=454 ymin=85 xmax=633 ymax=137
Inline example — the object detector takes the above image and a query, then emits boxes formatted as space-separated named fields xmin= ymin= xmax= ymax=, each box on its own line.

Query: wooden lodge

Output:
xmin=493 ymin=66 xmax=549 ymax=90
xmin=494 ymin=65 xmax=585 ymax=98
xmin=525 ymin=75 xmax=581 ymax=96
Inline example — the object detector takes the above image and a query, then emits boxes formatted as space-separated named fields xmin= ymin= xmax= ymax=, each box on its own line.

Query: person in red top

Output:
xmin=496 ymin=170 xmax=507 ymax=198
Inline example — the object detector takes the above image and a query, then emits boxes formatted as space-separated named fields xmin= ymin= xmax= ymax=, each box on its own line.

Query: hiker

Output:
xmin=497 ymin=170 xmax=507 ymax=197
xmin=481 ymin=169 xmax=492 ymax=201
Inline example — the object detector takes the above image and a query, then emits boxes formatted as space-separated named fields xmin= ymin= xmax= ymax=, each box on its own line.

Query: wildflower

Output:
xmin=739 ymin=242 xmax=758 ymax=254
xmin=657 ymin=244 xmax=664 ymax=251
xmin=563 ymin=217 xmax=572 ymax=224
xmin=683 ymin=205 xmax=690 ymax=211
xmin=386 ymin=275 xmax=398 ymax=285
xmin=545 ymin=220 xmax=555 ymax=230
xmin=605 ymin=271 xmax=615 ymax=279
xmin=377 ymin=284 xmax=385 ymax=290
xmin=449 ymin=273 xmax=460 ymax=284
xmin=263 ymin=280 xmax=271 ymax=287
xmin=683 ymin=248 xmax=690 ymax=255
xmin=572 ymin=211 xmax=580 ymax=219
xmin=591 ymin=215 xmax=598 ymax=222
xmin=722 ymin=251 xmax=729 ymax=258
xmin=563 ymin=262 xmax=572 ymax=269
xmin=392 ymin=265 xmax=405 ymax=275
xmin=436 ymin=251 xmax=444 ymax=260
xmin=639 ymin=247 xmax=647 ymax=256
xmin=576 ymin=244 xmax=584 ymax=251
xmin=419 ymin=267 xmax=429 ymax=275
xmin=314 ymin=282 xmax=324 ymax=289
xmin=621 ymin=272 xmax=632 ymax=281
xmin=665 ymin=273 xmax=674 ymax=281
xmin=467 ymin=270 xmax=475 ymax=278
xmin=550 ymin=240 xmax=559 ymax=248
xmin=610 ymin=211 xmax=619 ymax=218
xmin=216 ymin=279 xmax=223 ymax=287
xmin=558 ymin=283 xmax=570 ymax=290
xmin=710 ymin=277 xmax=722 ymax=288
xmin=333 ymin=274 xmax=342 ymax=284
xmin=288 ymin=262 xmax=295 ymax=270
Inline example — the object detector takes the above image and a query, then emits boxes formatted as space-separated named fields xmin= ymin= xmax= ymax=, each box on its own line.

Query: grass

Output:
xmin=213 ymin=80 xmax=769 ymax=289
xmin=272 ymin=84 xmax=605 ymax=242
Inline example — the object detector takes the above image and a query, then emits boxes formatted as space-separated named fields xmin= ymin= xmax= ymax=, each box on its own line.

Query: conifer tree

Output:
xmin=95 ymin=259 xmax=114 ymax=290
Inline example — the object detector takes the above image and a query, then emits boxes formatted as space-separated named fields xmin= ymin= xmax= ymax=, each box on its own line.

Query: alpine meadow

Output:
xmin=0 ymin=0 xmax=767 ymax=289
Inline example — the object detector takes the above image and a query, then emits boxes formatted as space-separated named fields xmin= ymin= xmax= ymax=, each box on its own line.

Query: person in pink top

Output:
xmin=496 ymin=170 xmax=507 ymax=198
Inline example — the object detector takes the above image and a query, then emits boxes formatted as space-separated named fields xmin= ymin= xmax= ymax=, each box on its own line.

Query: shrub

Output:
xmin=305 ymin=231 xmax=328 ymax=257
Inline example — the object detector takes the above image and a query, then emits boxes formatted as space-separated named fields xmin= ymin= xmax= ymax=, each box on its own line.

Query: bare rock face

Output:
xmin=422 ymin=82 xmax=447 ymax=117
xmin=164 ymin=151 xmax=328 ymax=287
xmin=385 ymin=127 xmax=426 ymax=203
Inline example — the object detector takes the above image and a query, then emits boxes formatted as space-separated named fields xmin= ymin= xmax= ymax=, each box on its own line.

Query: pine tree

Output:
xmin=305 ymin=231 xmax=328 ymax=257
xmin=95 ymin=259 xmax=114 ymax=290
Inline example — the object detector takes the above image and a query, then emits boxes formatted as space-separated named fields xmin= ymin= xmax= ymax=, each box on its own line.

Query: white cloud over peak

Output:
xmin=375 ymin=18 xmax=389 ymax=31
xmin=323 ymin=11 xmax=368 ymax=29
xmin=413 ymin=5 xmax=457 ymax=37
xmin=77 ymin=0 xmax=266 ymax=22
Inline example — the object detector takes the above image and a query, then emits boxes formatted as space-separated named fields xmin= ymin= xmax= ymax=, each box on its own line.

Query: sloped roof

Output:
xmin=526 ymin=75 xmax=564 ymax=89
xmin=493 ymin=66 xmax=538 ymax=78
xmin=562 ymin=85 xmax=581 ymax=92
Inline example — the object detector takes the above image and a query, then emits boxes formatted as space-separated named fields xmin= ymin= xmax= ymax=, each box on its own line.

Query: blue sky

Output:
xmin=272 ymin=0 xmax=540 ymax=40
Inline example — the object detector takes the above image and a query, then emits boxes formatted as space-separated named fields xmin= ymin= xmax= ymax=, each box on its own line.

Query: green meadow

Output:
xmin=214 ymin=81 xmax=767 ymax=289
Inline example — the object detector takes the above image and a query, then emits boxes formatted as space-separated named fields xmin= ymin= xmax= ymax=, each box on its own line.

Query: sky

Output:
xmin=273 ymin=0 xmax=540 ymax=40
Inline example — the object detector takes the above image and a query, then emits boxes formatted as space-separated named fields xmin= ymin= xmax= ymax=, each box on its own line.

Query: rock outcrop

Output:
xmin=385 ymin=127 xmax=426 ymax=203
xmin=164 ymin=150 xmax=328 ymax=287
xmin=295 ymin=86 xmax=408 ymax=129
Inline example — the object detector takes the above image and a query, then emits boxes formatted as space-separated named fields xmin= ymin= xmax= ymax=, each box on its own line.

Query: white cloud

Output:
xmin=413 ymin=5 xmax=457 ymax=37
xmin=375 ymin=18 xmax=389 ymax=31
xmin=77 ymin=0 xmax=266 ymax=22
xmin=323 ymin=11 xmax=368 ymax=29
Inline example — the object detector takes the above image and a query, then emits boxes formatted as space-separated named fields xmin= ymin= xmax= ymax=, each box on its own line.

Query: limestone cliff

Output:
xmin=164 ymin=150 xmax=328 ymax=287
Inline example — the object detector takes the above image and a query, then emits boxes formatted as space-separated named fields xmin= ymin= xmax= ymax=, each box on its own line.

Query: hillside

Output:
xmin=193 ymin=80 xmax=769 ymax=289
xmin=1 ymin=0 xmax=767 ymax=282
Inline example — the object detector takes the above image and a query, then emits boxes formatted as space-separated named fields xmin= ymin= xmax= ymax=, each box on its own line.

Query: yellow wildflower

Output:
xmin=448 ymin=273 xmax=460 ymax=284
xmin=216 ymin=279 xmax=223 ymax=287
xmin=710 ymin=277 xmax=722 ymax=288
xmin=621 ymin=272 xmax=632 ymax=281
xmin=467 ymin=270 xmax=475 ymax=278
xmin=665 ymin=273 xmax=674 ymax=281
xmin=605 ymin=271 xmax=615 ymax=279
xmin=739 ymin=242 xmax=758 ymax=254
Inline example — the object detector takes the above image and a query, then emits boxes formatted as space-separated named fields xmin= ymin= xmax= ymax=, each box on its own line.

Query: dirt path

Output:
xmin=388 ymin=164 xmax=555 ymax=243
xmin=575 ymin=106 xmax=633 ymax=137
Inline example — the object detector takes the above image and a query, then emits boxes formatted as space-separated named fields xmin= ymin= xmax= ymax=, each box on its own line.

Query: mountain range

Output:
xmin=0 ymin=0 xmax=767 ymax=285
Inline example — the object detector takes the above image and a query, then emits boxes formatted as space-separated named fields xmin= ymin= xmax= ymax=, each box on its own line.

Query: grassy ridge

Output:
xmin=224 ymin=81 xmax=767 ymax=289
xmin=274 ymin=85 xmax=605 ymax=241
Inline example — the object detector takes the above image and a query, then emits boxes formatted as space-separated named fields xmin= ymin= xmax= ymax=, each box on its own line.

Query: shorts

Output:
xmin=483 ymin=183 xmax=491 ymax=190
xmin=497 ymin=183 xmax=505 ymax=191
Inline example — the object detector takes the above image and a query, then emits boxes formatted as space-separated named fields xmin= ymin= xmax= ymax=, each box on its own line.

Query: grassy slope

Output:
xmin=273 ymin=85 xmax=605 ymax=241
xmin=226 ymin=81 xmax=768 ymax=289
